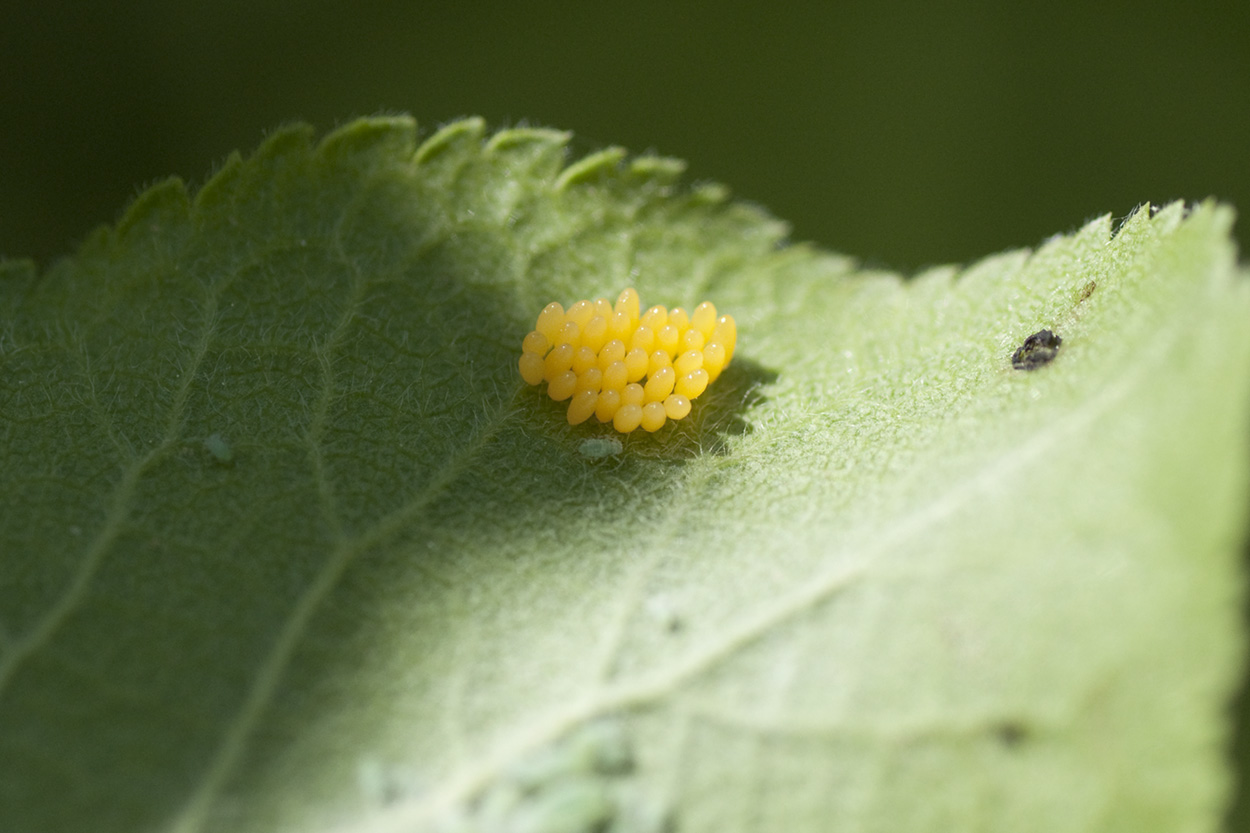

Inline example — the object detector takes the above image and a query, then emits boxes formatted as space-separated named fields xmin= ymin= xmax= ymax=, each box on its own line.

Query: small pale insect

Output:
xmin=519 ymin=287 xmax=736 ymax=433
xmin=202 ymin=433 xmax=234 ymax=465
xmin=578 ymin=436 xmax=623 ymax=459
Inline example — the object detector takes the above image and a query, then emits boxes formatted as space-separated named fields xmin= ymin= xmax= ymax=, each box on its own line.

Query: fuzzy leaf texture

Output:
xmin=1 ymin=117 xmax=1248 ymax=833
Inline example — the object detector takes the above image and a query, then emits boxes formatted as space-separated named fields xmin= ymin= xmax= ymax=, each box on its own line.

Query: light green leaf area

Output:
xmin=1 ymin=116 xmax=1248 ymax=833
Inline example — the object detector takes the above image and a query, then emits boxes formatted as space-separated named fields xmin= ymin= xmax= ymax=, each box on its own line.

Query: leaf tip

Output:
xmin=554 ymin=146 xmax=628 ymax=191
xmin=319 ymin=115 xmax=418 ymax=160
xmin=414 ymin=116 xmax=486 ymax=166
xmin=627 ymin=154 xmax=688 ymax=185
xmin=253 ymin=122 xmax=317 ymax=161
xmin=115 ymin=176 xmax=192 ymax=242
xmin=485 ymin=126 xmax=571 ymax=155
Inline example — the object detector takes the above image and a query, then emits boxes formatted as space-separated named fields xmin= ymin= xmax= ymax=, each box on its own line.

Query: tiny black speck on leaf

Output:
xmin=994 ymin=721 xmax=1029 ymax=748
xmin=1012 ymin=330 xmax=1062 ymax=371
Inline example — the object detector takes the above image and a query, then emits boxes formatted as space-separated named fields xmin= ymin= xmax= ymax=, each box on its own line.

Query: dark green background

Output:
xmin=2 ymin=1 xmax=1248 ymax=270
xmin=2 ymin=0 xmax=1247 ymax=827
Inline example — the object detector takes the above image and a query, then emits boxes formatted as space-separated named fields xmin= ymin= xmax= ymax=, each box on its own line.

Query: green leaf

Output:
xmin=2 ymin=116 xmax=1248 ymax=833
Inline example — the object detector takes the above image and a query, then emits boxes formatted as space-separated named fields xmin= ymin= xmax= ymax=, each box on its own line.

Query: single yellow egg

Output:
xmin=668 ymin=307 xmax=690 ymax=333
xmin=647 ymin=349 xmax=672 ymax=376
xmin=567 ymin=389 xmax=598 ymax=425
xmin=702 ymin=341 xmax=727 ymax=381
xmin=712 ymin=314 xmax=737 ymax=359
xmin=615 ymin=288 xmax=641 ymax=325
xmin=656 ymin=324 xmax=680 ymax=357
xmin=640 ymin=401 xmax=667 ymax=433
xmin=624 ymin=347 xmax=649 ymax=382
xmin=548 ymin=370 xmax=578 ymax=401
xmin=629 ymin=326 xmax=656 ymax=355
xmin=582 ymin=315 xmax=609 ymax=352
xmin=674 ymin=368 xmax=709 ymax=399
xmin=544 ymin=343 xmax=575 ymax=379
xmin=602 ymin=360 xmax=628 ymax=391
xmin=607 ymin=311 xmax=632 ymax=342
xmin=595 ymin=389 xmax=622 ymax=422
xmin=522 ymin=330 xmax=550 ymax=356
xmin=597 ymin=339 xmax=627 ymax=370
xmin=663 ymin=394 xmax=691 ymax=420
xmin=621 ymin=382 xmax=645 ymax=408
xmin=613 ymin=403 xmax=643 ymax=433
xmin=640 ymin=305 xmax=668 ymax=330
xmin=572 ymin=345 xmax=598 ymax=375
xmin=536 ymin=302 xmax=565 ymax=342
xmin=576 ymin=367 xmax=603 ymax=393
xmin=566 ymin=299 xmax=595 ymax=328
xmin=644 ymin=366 xmax=676 ymax=402
xmin=691 ymin=301 xmax=717 ymax=339
xmin=519 ymin=352 xmax=546 ymax=385
xmin=674 ymin=349 xmax=703 ymax=376
xmin=557 ymin=320 xmax=581 ymax=348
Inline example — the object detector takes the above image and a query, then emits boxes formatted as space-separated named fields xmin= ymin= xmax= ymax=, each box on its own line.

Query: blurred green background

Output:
xmin=2 ymin=0 xmax=1247 ymax=827
xmin=3 ymin=1 xmax=1249 ymax=270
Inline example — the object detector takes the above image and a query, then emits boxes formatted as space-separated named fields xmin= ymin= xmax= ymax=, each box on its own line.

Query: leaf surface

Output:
xmin=1 ymin=117 xmax=1248 ymax=833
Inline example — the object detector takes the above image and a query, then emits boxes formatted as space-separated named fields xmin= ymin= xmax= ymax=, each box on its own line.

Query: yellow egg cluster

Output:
xmin=519 ymin=288 xmax=737 ymax=433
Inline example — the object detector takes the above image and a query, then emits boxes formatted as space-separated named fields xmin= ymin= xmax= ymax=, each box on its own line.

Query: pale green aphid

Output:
xmin=202 ymin=433 xmax=234 ymax=464
xmin=578 ymin=436 xmax=623 ymax=459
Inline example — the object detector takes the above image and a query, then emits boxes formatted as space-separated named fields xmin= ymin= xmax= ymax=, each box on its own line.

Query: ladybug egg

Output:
xmin=621 ymin=382 xmax=645 ymax=408
xmin=582 ymin=316 xmax=609 ymax=351
xmin=521 ymin=288 xmax=736 ymax=434
xmin=656 ymin=325 xmax=680 ymax=357
xmin=595 ymin=389 xmax=622 ymax=422
xmin=668 ymin=307 xmax=690 ymax=333
xmin=597 ymin=339 xmax=627 ymax=369
xmin=640 ymin=401 xmax=667 ymax=433
xmin=519 ymin=352 xmax=546 ymax=385
xmin=522 ymin=330 xmax=550 ymax=356
xmin=674 ymin=368 xmax=709 ymax=399
xmin=674 ymin=349 xmax=703 ymax=376
xmin=702 ymin=341 xmax=727 ymax=380
xmin=680 ymin=329 xmax=705 ymax=352
xmin=691 ymin=301 xmax=717 ymax=338
xmin=566 ymin=300 xmax=595 ymax=328
xmin=615 ymin=288 xmax=641 ymax=325
xmin=602 ymin=360 xmax=629 ymax=391
xmin=567 ymin=389 xmax=598 ymax=425
xmin=548 ymin=370 xmax=578 ymax=401
xmin=607 ymin=311 xmax=632 ymax=342
xmin=644 ymin=366 xmax=676 ymax=402
xmin=536 ymin=302 xmax=565 ymax=342
xmin=640 ymin=305 xmax=668 ymax=330
xmin=663 ymin=394 xmax=691 ymax=420
xmin=624 ymin=347 xmax=649 ymax=382
xmin=613 ymin=403 xmax=644 ymax=433
xmin=544 ymin=343 xmax=575 ymax=379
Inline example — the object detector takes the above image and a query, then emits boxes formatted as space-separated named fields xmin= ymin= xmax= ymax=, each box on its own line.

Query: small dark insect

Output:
xmin=1011 ymin=329 xmax=1062 ymax=371
xmin=993 ymin=721 xmax=1029 ymax=748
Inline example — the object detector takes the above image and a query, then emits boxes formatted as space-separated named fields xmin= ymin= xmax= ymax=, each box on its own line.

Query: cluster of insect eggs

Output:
xmin=519 ymin=288 xmax=737 ymax=433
